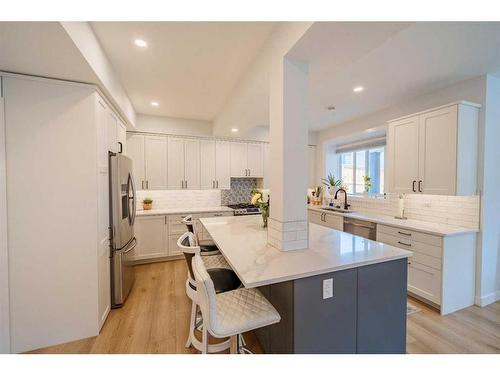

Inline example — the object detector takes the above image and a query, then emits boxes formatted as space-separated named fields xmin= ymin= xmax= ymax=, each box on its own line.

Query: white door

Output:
xmin=126 ymin=134 xmax=145 ymax=189
xmin=230 ymin=142 xmax=247 ymax=177
xmin=184 ymin=138 xmax=200 ymax=189
xmin=117 ymin=121 xmax=126 ymax=155
xmin=388 ymin=115 xmax=420 ymax=193
xmin=308 ymin=145 xmax=316 ymax=188
xmin=418 ymin=106 xmax=458 ymax=195
xmin=200 ymin=140 xmax=216 ymax=189
xmin=263 ymin=143 xmax=270 ymax=189
xmin=215 ymin=141 xmax=231 ymax=189
xmin=167 ymin=137 xmax=185 ymax=189
xmin=133 ymin=216 xmax=167 ymax=260
xmin=144 ymin=136 xmax=168 ymax=190
xmin=247 ymin=143 xmax=263 ymax=177
xmin=106 ymin=111 xmax=119 ymax=153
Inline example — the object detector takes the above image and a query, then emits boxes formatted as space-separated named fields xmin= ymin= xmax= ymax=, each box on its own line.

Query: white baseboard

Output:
xmin=475 ymin=290 xmax=500 ymax=307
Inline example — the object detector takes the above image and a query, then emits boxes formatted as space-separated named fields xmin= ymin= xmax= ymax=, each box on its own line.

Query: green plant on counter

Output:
xmin=363 ymin=175 xmax=372 ymax=193
xmin=251 ymin=189 xmax=270 ymax=228
xmin=314 ymin=185 xmax=323 ymax=198
xmin=143 ymin=197 xmax=153 ymax=204
xmin=322 ymin=173 xmax=343 ymax=189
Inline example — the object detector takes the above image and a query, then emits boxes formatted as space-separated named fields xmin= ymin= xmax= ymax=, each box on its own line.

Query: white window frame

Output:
xmin=337 ymin=147 xmax=384 ymax=196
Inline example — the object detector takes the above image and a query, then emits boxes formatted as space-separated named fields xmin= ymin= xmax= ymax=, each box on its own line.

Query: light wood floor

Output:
xmin=28 ymin=260 xmax=500 ymax=354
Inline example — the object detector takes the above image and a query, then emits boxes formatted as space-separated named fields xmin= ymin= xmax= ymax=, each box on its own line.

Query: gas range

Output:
xmin=227 ymin=203 xmax=261 ymax=216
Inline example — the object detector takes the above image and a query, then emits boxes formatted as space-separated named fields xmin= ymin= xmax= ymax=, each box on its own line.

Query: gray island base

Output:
xmin=199 ymin=215 xmax=412 ymax=354
xmin=256 ymin=258 xmax=407 ymax=353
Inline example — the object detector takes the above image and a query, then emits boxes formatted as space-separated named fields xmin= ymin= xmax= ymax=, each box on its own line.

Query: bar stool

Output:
xmin=177 ymin=232 xmax=241 ymax=353
xmin=182 ymin=215 xmax=219 ymax=256
xmin=192 ymin=254 xmax=281 ymax=354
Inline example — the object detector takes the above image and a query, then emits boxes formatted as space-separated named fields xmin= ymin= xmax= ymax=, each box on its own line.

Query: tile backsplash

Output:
xmin=136 ymin=189 xmax=221 ymax=210
xmin=345 ymin=193 xmax=480 ymax=229
xmin=221 ymin=178 xmax=259 ymax=205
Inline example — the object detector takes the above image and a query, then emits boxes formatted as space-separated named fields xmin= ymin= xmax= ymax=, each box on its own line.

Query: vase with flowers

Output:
xmin=251 ymin=189 xmax=270 ymax=228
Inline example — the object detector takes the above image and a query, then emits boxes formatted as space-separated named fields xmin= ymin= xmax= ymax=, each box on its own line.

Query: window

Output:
xmin=338 ymin=146 xmax=385 ymax=194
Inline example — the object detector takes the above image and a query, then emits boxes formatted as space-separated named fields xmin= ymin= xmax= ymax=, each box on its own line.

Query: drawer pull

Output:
xmin=214 ymin=213 xmax=222 ymax=217
xmin=398 ymin=241 xmax=412 ymax=247
xmin=398 ymin=231 xmax=411 ymax=236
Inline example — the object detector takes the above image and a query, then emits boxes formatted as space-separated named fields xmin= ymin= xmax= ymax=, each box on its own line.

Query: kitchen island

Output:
xmin=199 ymin=215 xmax=413 ymax=354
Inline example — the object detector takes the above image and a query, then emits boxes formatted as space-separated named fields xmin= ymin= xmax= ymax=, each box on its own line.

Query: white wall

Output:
xmin=213 ymin=22 xmax=313 ymax=138
xmin=61 ymin=22 xmax=136 ymax=128
xmin=478 ymin=75 xmax=500 ymax=305
xmin=135 ymin=114 xmax=213 ymax=137
xmin=0 ymin=83 xmax=10 ymax=353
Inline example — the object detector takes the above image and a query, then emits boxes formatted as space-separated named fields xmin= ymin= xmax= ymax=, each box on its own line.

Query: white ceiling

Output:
xmin=91 ymin=22 xmax=277 ymax=120
xmin=288 ymin=22 xmax=500 ymax=131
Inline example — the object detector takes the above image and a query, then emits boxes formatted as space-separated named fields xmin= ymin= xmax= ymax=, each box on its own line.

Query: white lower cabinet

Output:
xmin=132 ymin=216 xmax=168 ymax=261
xmin=308 ymin=210 xmax=343 ymax=231
xmin=376 ymin=224 xmax=475 ymax=315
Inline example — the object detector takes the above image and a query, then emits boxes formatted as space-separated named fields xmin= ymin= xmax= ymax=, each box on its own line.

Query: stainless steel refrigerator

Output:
xmin=109 ymin=153 xmax=137 ymax=308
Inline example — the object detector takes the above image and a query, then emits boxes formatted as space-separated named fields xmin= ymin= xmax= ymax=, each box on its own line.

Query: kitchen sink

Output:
xmin=321 ymin=207 xmax=353 ymax=213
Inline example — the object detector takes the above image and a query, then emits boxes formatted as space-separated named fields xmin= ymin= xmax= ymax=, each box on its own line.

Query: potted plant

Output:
xmin=143 ymin=197 xmax=153 ymax=210
xmin=363 ymin=175 xmax=372 ymax=195
xmin=312 ymin=185 xmax=323 ymax=205
xmin=251 ymin=189 xmax=270 ymax=228
xmin=322 ymin=173 xmax=343 ymax=195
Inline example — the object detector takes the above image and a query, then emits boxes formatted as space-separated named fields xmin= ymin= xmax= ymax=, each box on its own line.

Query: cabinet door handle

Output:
xmin=398 ymin=231 xmax=412 ymax=236
xmin=418 ymin=180 xmax=423 ymax=192
xmin=185 ymin=180 xmax=187 ymax=189
xmin=118 ymin=142 xmax=123 ymax=154
xmin=412 ymin=180 xmax=416 ymax=192
xmin=248 ymin=169 xmax=251 ymax=176
xmin=146 ymin=180 xmax=149 ymax=189
xmin=216 ymin=180 xmax=219 ymax=188
xmin=398 ymin=241 xmax=412 ymax=247
xmin=181 ymin=180 xmax=183 ymax=189
xmin=141 ymin=180 xmax=144 ymax=189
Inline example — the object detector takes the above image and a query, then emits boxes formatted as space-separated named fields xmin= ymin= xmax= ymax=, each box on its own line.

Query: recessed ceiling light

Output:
xmin=231 ymin=128 xmax=238 ymax=133
xmin=134 ymin=39 xmax=147 ymax=48
xmin=353 ymin=86 xmax=364 ymax=93
xmin=150 ymin=101 xmax=159 ymax=107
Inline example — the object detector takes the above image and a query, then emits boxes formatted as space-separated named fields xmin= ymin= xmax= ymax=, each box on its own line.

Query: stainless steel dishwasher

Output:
xmin=343 ymin=218 xmax=377 ymax=240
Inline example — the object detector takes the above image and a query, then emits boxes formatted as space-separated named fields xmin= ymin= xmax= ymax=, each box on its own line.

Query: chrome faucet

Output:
xmin=334 ymin=188 xmax=350 ymax=210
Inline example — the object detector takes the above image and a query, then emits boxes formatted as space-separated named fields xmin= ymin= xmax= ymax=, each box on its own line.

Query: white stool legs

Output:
xmin=185 ymin=300 xmax=197 ymax=348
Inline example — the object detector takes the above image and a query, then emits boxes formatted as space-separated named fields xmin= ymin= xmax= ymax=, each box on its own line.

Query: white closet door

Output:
xmin=418 ymin=105 xmax=458 ymax=195
xmin=215 ymin=141 xmax=231 ymax=189
xmin=144 ymin=136 xmax=168 ymax=190
xmin=167 ymin=137 xmax=185 ymax=189
xmin=200 ymin=140 xmax=216 ymax=189
xmin=230 ymin=142 xmax=247 ymax=177
xmin=247 ymin=143 xmax=264 ymax=177
xmin=184 ymin=138 xmax=200 ymax=189
xmin=126 ymin=134 xmax=145 ymax=189
xmin=388 ymin=115 xmax=420 ymax=193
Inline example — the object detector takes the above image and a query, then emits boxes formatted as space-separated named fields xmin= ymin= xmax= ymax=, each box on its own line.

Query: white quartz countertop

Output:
xmin=200 ymin=215 xmax=412 ymax=288
xmin=308 ymin=205 xmax=478 ymax=237
xmin=136 ymin=206 xmax=234 ymax=216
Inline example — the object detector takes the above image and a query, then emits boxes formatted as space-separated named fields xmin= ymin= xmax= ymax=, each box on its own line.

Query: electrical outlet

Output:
xmin=323 ymin=278 xmax=333 ymax=299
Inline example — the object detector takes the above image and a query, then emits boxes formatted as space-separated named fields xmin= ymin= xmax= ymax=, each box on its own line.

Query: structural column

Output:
xmin=267 ymin=58 xmax=309 ymax=251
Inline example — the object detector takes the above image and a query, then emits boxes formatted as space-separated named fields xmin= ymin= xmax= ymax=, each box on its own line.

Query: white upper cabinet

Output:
xmin=117 ymin=120 xmax=126 ymax=154
xmin=230 ymin=142 xmax=248 ymax=177
xmin=388 ymin=102 xmax=479 ymax=196
xmin=215 ymin=141 xmax=231 ymax=189
xmin=247 ymin=143 xmax=264 ymax=177
xmin=167 ymin=137 xmax=185 ymax=189
xmin=106 ymin=111 xmax=119 ymax=153
xmin=200 ymin=140 xmax=216 ymax=189
xmin=388 ymin=115 xmax=420 ymax=193
xmin=167 ymin=137 xmax=201 ymax=189
xmin=145 ymin=136 xmax=168 ymax=190
xmin=126 ymin=134 xmax=145 ymax=189
xmin=230 ymin=142 xmax=264 ymax=178
xmin=184 ymin=138 xmax=200 ymax=189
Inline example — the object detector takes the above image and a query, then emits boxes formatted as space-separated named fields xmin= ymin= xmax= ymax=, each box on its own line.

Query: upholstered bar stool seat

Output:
xmin=192 ymin=254 xmax=281 ymax=354
xmin=182 ymin=215 xmax=220 ymax=256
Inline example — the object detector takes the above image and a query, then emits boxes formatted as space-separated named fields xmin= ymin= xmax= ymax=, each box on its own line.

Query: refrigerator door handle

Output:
xmin=123 ymin=237 xmax=137 ymax=254
xmin=127 ymin=173 xmax=137 ymax=226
